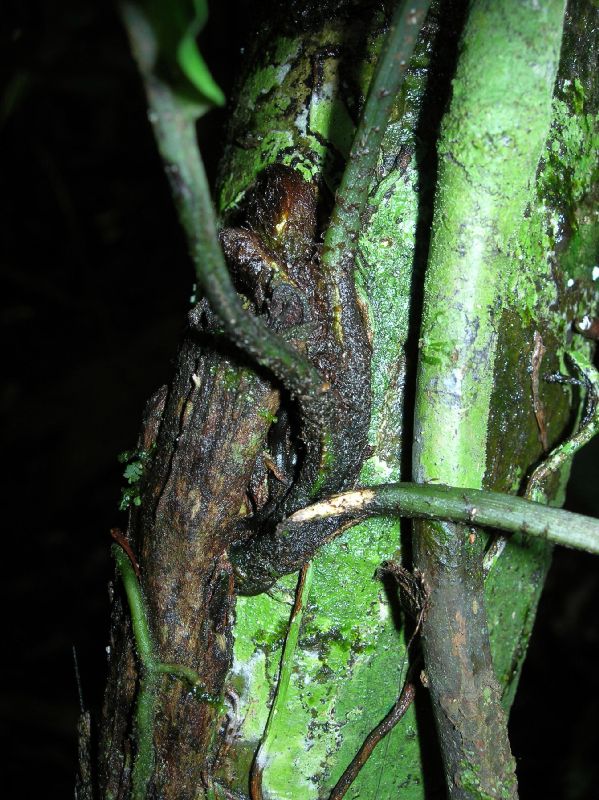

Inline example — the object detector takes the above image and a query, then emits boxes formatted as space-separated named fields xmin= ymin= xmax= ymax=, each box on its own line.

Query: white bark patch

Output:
xmin=188 ymin=488 xmax=202 ymax=519
xmin=291 ymin=489 xmax=375 ymax=522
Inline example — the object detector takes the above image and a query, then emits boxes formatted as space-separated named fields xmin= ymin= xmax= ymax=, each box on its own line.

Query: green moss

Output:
xmin=539 ymin=80 xmax=598 ymax=208
xmin=222 ymin=366 xmax=242 ymax=391
xmin=357 ymin=163 xmax=418 ymax=467
xmin=258 ymin=408 xmax=278 ymax=424
xmin=215 ymin=3 xmax=597 ymax=797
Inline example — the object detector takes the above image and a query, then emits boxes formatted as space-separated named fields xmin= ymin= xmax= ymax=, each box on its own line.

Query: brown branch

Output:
xmin=531 ymin=330 xmax=549 ymax=452
xmin=329 ymin=665 xmax=417 ymax=800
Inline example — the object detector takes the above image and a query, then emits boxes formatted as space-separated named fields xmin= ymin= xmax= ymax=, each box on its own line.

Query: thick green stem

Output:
xmin=411 ymin=1 xmax=567 ymax=796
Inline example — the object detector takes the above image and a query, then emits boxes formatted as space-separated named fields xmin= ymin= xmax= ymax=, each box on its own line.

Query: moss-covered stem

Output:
xmin=112 ymin=544 xmax=218 ymax=800
xmin=322 ymin=0 xmax=431 ymax=278
xmin=411 ymin=1 xmax=567 ymax=796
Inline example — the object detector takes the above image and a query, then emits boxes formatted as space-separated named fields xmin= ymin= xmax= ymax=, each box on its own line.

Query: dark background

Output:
xmin=1 ymin=1 xmax=597 ymax=797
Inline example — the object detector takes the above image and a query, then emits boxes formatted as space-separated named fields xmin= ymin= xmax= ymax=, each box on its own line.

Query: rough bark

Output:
xmin=94 ymin=1 xmax=598 ymax=798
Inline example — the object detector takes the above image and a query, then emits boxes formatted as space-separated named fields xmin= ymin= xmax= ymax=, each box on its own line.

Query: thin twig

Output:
xmin=327 ymin=561 xmax=427 ymax=798
xmin=249 ymin=563 xmax=314 ymax=800
xmin=329 ymin=664 xmax=418 ymax=800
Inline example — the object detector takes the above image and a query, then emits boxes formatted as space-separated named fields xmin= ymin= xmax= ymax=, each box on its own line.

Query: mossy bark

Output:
xmin=412 ymin=2 xmax=567 ymax=796
xmin=95 ymin=1 xmax=598 ymax=798
xmin=214 ymin=1 xmax=597 ymax=797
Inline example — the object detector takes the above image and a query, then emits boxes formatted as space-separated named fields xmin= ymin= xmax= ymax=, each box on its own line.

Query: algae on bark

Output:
xmin=97 ymin=1 xmax=598 ymax=797
xmin=215 ymin=2 xmax=597 ymax=798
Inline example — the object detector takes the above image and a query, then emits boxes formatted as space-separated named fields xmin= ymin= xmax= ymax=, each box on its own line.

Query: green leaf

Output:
xmin=143 ymin=0 xmax=225 ymax=107
xmin=124 ymin=461 xmax=144 ymax=484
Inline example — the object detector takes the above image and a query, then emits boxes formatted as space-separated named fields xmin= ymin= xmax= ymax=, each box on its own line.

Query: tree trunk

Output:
xmin=95 ymin=1 xmax=598 ymax=798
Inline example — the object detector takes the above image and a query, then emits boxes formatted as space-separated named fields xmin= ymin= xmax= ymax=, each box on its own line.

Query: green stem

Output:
xmin=410 ymin=1 xmax=567 ymax=795
xmin=120 ymin=1 xmax=328 ymax=416
xmin=112 ymin=544 xmax=218 ymax=798
xmin=286 ymin=483 xmax=599 ymax=554
xmin=112 ymin=544 xmax=155 ymax=668
xmin=233 ymin=472 xmax=599 ymax=595
xmin=322 ymin=0 xmax=431 ymax=277
xmin=133 ymin=678 xmax=157 ymax=800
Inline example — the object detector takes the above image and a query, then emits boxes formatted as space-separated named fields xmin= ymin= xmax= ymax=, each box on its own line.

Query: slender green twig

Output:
xmin=113 ymin=544 xmax=156 ymax=668
xmin=234 ymin=476 xmax=599 ymax=592
xmin=320 ymin=0 xmax=431 ymax=362
xmin=322 ymin=0 xmax=431 ymax=279
xmin=132 ymin=678 xmax=157 ymax=800
xmin=121 ymin=2 xmax=328 ymax=411
xmin=112 ymin=544 xmax=222 ymax=694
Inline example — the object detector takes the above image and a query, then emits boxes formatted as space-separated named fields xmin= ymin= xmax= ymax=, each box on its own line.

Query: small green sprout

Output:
xmin=258 ymin=408 xmax=278 ymax=424
xmin=118 ymin=446 xmax=156 ymax=511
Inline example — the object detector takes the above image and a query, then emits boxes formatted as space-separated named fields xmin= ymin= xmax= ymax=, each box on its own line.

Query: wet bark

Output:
xmin=94 ymin=1 xmax=598 ymax=797
xmin=99 ymin=321 xmax=280 ymax=798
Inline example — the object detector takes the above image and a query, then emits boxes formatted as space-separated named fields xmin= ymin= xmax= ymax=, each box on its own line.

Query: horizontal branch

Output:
xmin=233 ymin=481 xmax=599 ymax=594
xmin=289 ymin=483 xmax=599 ymax=553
